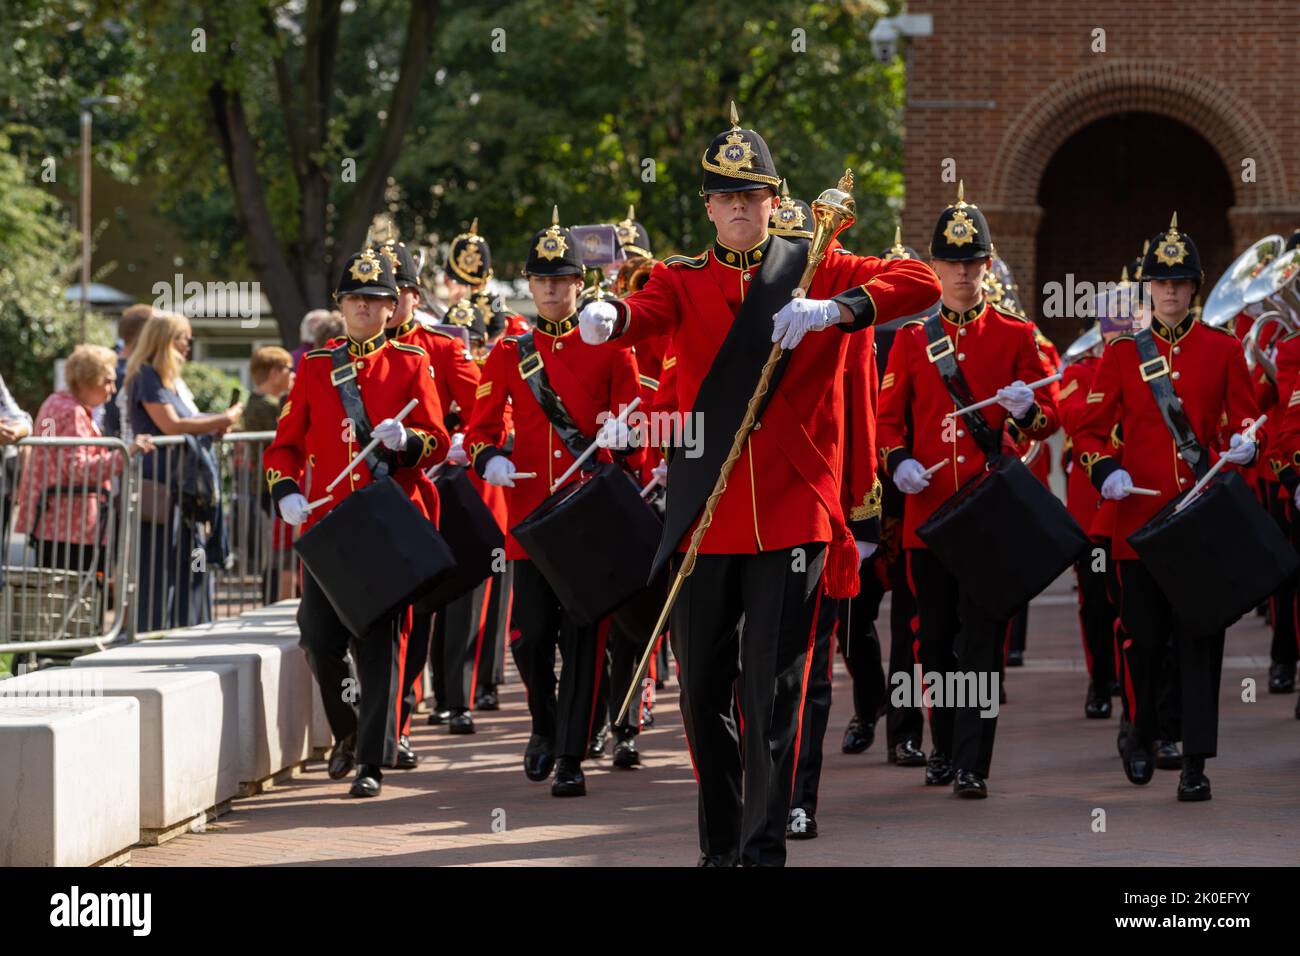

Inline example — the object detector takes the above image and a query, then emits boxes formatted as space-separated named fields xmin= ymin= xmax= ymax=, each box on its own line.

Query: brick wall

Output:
xmin=901 ymin=0 xmax=1300 ymax=343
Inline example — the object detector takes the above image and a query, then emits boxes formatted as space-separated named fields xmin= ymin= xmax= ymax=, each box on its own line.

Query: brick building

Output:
xmin=900 ymin=0 xmax=1300 ymax=343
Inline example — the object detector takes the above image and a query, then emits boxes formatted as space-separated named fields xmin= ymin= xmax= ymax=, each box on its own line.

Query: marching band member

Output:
xmin=267 ymin=250 xmax=449 ymax=797
xmin=1075 ymin=215 xmax=1260 ymax=800
xmin=578 ymin=104 xmax=940 ymax=865
xmin=876 ymin=182 xmax=1060 ymax=798
xmin=464 ymin=207 xmax=642 ymax=797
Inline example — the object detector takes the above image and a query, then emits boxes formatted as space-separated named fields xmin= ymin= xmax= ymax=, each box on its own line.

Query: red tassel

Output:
xmin=824 ymin=530 xmax=860 ymax=599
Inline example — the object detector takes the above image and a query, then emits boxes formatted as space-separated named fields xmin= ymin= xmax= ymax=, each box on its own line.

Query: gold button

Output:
xmin=957 ymin=455 xmax=966 ymax=464
xmin=1173 ymin=346 xmax=1181 ymax=355
xmin=957 ymin=430 xmax=965 ymax=438
xmin=957 ymin=353 xmax=966 ymax=361
xmin=742 ymin=272 xmax=752 ymax=281
xmin=351 ymin=474 xmax=360 ymax=483
xmin=1172 ymin=371 xmax=1180 ymax=380
xmin=553 ymin=449 xmax=562 ymax=458
xmin=726 ymin=252 xmax=736 ymax=263
xmin=958 ymin=328 xmax=967 ymax=336
xmin=354 ymin=360 xmax=365 ymax=370
xmin=753 ymin=249 xmax=762 ymax=259
xmin=555 ymin=341 xmax=564 ymax=350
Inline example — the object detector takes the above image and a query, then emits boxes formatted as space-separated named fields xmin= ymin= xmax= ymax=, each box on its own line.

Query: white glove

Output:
xmin=996 ymin=381 xmax=1035 ymax=419
xmin=579 ymin=300 xmax=618 ymax=344
xmin=446 ymin=432 xmax=470 ymax=466
xmin=855 ymin=540 xmax=878 ymax=565
xmin=893 ymin=458 xmax=930 ymax=495
xmin=651 ymin=460 xmax=668 ymax=487
xmin=771 ymin=298 xmax=842 ymax=350
xmin=278 ymin=493 xmax=310 ymax=527
xmin=373 ymin=417 xmax=406 ymax=451
xmin=1294 ymin=484 xmax=1300 ymax=511
xmin=596 ymin=414 xmax=635 ymax=450
xmin=483 ymin=456 xmax=516 ymax=488
xmin=1222 ymin=432 xmax=1257 ymax=466
xmin=1100 ymin=469 xmax=1134 ymax=500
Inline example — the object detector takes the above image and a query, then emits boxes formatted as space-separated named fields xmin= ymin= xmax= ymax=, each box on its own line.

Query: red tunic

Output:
xmin=264 ymin=332 xmax=450 ymax=532
xmin=1057 ymin=353 xmax=1119 ymax=538
xmin=1074 ymin=316 xmax=1260 ymax=561
xmin=876 ymin=302 xmax=1061 ymax=550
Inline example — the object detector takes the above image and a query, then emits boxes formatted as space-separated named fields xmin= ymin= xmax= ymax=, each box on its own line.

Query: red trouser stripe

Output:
xmin=789 ymin=592 xmax=824 ymax=799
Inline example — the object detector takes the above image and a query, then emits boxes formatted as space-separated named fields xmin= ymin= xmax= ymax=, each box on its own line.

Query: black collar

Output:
xmin=534 ymin=312 xmax=577 ymax=338
xmin=941 ymin=299 xmax=985 ymax=326
xmin=1152 ymin=312 xmax=1196 ymax=343
xmin=387 ymin=318 xmax=418 ymax=340
xmin=347 ymin=331 xmax=387 ymax=357
xmin=712 ymin=235 xmax=772 ymax=271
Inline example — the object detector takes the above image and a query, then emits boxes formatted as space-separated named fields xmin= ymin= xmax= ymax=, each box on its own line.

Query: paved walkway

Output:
xmin=133 ymin=578 xmax=1300 ymax=866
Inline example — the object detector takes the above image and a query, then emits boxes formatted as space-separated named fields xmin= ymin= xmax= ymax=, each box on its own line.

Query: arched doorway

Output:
xmin=1033 ymin=112 xmax=1234 ymax=341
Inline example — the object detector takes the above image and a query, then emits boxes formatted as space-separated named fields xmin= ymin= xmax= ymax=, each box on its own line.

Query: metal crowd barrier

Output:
xmin=0 ymin=432 xmax=301 ymax=665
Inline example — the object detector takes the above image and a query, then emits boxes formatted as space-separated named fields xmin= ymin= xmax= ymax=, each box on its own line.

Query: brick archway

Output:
xmin=991 ymin=59 xmax=1287 ymax=210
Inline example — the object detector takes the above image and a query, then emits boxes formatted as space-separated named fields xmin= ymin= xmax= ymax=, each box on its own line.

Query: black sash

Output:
xmin=653 ymin=235 xmax=808 ymax=578
xmin=329 ymin=345 xmax=390 ymax=480
xmin=1134 ymin=327 xmax=1208 ymax=479
xmin=515 ymin=332 xmax=598 ymax=470
xmin=921 ymin=313 xmax=1003 ymax=460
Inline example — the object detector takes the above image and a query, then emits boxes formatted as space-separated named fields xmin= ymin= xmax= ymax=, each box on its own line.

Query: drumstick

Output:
xmin=1127 ymin=487 xmax=1160 ymax=496
xmin=945 ymin=373 xmax=1063 ymax=419
xmin=510 ymin=472 xmax=537 ymax=480
xmin=921 ymin=460 xmax=946 ymax=479
xmin=305 ymin=495 xmax=333 ymax=511
xmin=639 ymin=477 xmax=660 ymax=499
xmin=550 ymin=396 xmax=642 ymax=492
xmin=326 ymin=398 xmax=420 ymax=493
xmin=1174 ymin=414 xmax=1267 ymax=514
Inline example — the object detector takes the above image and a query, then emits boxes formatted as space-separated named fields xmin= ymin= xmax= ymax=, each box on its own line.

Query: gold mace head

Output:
xmin=808 ymin=167 xmax=857 ymax=250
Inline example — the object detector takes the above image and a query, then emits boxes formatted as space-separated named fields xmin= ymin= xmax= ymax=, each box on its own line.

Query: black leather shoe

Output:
xmin=888 ymin=740 xmax=928 ymax=767
xmin=953 ymin=770 xmax=988 ymax=798
xmin=448 ymin=709 xmax=475 ymax=735
xmin=1085 ymin=682 xmax=1112 ymax=719
xmin=349 ymin=764 xmax=382 ymax=798
xmin=1122 ymin=742 xmax=1154 ymax=785
xmin=473 ymin=687 xmax=500 ymax=711
xmin=394 ymin=734 xmax=418 ymax=769
xmin=426 ymin=706 xmax=452 ymax=726
xmin=587 ymin=723 xmax=610 ymax=759
xmin=841 ymin=714 xmax=875 ymax=754
xmin=612 ymin=732 xmax=640 ymax=769
xmin=1176 ymin=756 xmax=1212 ymax=801
xmin=925 ymin=752 xmax=955 ymax=786
xmin=1153 ymin=739 xmax=1181 ymax=770
xmin=523 ymin=734 xmax=555 ymax=782
xmin=551 ymin=756 xmax=587 ymax=796
xmin=697 ymin=853 xmax=735 ymax=867
xmin=786 ymin=808 xmax=818 ymax=839
xmin=1006 ymin=649 xmax=1025 ymax=667
xmin=1268 ymin=662 xmax=1295 ymax=694
xmin=640 ymin=701 xmax=655 ymax=729
xmin=328 ymin=733 xmax=356 ymax=780
xmin=1116 ymin=715 xmax=1131 ymax=756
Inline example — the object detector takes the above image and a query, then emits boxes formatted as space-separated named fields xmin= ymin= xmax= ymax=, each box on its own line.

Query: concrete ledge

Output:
xmin=0 ymin=697 xmax=140 ymax=867
xmin=73 ymin=632 xmax=311 ymax=788
xmin=1 ymin=664 xmax=241 ymax=837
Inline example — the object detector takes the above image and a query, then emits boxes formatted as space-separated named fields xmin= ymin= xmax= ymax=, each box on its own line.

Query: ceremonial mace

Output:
xmin=615 ymin=170 xmax=859 ymax=726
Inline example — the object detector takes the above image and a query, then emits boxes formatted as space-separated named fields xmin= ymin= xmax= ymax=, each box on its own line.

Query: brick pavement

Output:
xmin=133 ymin=576 xmax=1300 ymax=866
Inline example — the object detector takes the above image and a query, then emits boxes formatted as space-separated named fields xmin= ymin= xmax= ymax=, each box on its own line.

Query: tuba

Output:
xmin=1240 ymin=247 xmax=1300 ymax=383
xmin=1202 ymin=235 xmax=1285 ymax=329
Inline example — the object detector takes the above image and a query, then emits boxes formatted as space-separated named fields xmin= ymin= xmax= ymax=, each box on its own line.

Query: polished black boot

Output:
xmin=1176 ymin=755 xmax=1211 ymax=802
xmin=394 ymin=734 xmax=418 ymax=769
xmin=953 ymin=770 xmax=988 ymax=798
xmin=473 ymin=686 xmax=500 ymax=711
xmin=327 ymin=733 xmax=356 ymax=780
xmin=786 ymin=807 xmax=818 ymax=839
xmin=587 ymin=722 xmax=610 ymax=759
xmin=840 ymin=714 xmax=875 ymax=754
xmin=426 ymin=706 xmax=452 ymax=726
xmin=1122 ymin=740 xmax=1154 ymax=786
xmin=448 ymin=708 xmax=475 ymax=734
xmin=551 ymin=756 xmax=587 ymax=796
xmin=925 ymin=751 xmax=955 ymax=786
xmin=888 ymin=739 xmax=928 ymax=767
xmin=1116 ymin=715 xmax=1131 ymax=757
xmin=1268 ymin=661 xmax=1295 ymax=694
xmin=523 ymin=734 xmax=555 ymax=782
xmin=1085 ymin=681 xmax=1112 ymax=719
xmin=1153 ymin=739 xmax=1182 ymax=770
xmin=612 ymin=728 xmax=640 ymax=769
xmin=348 ymin=764 xmax=382 ymax=798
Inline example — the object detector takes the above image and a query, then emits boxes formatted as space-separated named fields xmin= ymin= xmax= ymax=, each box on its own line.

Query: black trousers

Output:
xmin=1117 ymin=560 xmax=1224 ymax=757
xmin=841 ymin=553 xmax=925 ymax=749
xmin=1076 ymin=543 xmax=1117 ymax=688
xmin=1267 ymin=488 xmax=1299 ymax=666
xmin=672 ymin=543 xmax=825 ymax=867
xmin=1005 ymin=605 xmax=1028 ymax=656
xmin=431 ymin=578 xmax=495 ymax=711
xmin=399 ymin=611 xmax=434 ymax=733
xmin=907 ymin=548 xmax=1002 ymax=777
xmin=509 ymin=559 xmax=606 ymax=760
xmin=605 ymin=620 xmax=649 ymax=735
xmin=475 ymin=565 xmax=511 ymax=691
xmin=790 ymin=591 xmax=839 ymax=816
xmin=297 ymin=568 xmax=401 ymax=768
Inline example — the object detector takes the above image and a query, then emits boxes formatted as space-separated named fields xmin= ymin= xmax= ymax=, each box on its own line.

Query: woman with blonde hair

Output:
xmin=126 ymin=312 xmax=242 ymax=630
xmin=16 ymin=345 xmax=152 ymax=571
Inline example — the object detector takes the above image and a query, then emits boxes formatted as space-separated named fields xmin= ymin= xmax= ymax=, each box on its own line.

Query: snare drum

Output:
xmin=414 ymin=465 xmax=505 ymax=612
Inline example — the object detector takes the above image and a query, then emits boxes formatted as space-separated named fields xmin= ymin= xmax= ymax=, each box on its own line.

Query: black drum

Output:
xmin=1128 ymin=470 xmax=1299 ymax=635
xmin=295 ymin=476 xmax=458 ymax=638
xmin=917 ymin=454 xmax=1089 ymax=620
xmin=511 ymin=463 xmax=662 ymax=626
xmin=414 ymin=465 xmax=505 ymax=612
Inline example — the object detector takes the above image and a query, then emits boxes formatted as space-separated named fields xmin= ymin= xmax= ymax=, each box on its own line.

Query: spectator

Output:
xmin=15 ymin=345 xmax=152 ymax=571
xmin=103 ymin=303 xmax=154 ymax=439
xmin=1 ymin=370 xmax=34 ymax=537
xmin=291 ymin=309 xmax=333 ymax=370
xmin=312 ymin=310 xmax=346 ymax=350
xmin=126 ymin=312 xmax=242 ymax=631
xmin=240 ymin=346 xmax=294 ymax=433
